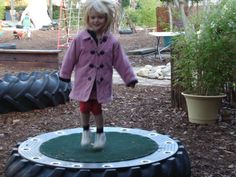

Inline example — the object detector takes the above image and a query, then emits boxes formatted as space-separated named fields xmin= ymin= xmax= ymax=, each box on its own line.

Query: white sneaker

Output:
xmin=93 ymin=133 xmax=106 ymax=149
xmin=81 ymin=130 xmax=92 ymax=146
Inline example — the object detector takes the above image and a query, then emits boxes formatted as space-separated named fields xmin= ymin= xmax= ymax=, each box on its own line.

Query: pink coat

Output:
xmin=60 ymin=30 xmax=137 ymax=103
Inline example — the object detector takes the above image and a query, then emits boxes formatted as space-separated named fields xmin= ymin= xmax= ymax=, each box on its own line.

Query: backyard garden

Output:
xmin=0 ymin=0 xmax=236 ymax=177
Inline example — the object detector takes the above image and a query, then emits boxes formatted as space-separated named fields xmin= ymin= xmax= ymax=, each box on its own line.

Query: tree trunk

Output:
xmin=203 ymin=0 xmax=210 ymax=12
xmin=48 ymin=0 xmax=53 ymax=19
xmin=179 ymin=0 xmax=195 ymax=35
xmin=10 ymin=0 xmax=15 ymax=22
xmin=179 ymin=0 xmax=188 ymax=30
xmin=168 ymin=5 xmax=173 ymax=31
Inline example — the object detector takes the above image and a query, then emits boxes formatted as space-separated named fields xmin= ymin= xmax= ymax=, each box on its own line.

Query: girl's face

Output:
xmin=88 ymin=8 xmax=106 ymax=34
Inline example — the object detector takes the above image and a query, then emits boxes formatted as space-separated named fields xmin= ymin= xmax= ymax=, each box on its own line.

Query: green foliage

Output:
xmin=160 ymin=0 xmax=202 ymax=3
xmin=121 ymin=0 xmax=130 ymax=8
xmin=159 ymin=18 xmax=170 ymax=31
xmin=0 ymin=0 xmax=5 ymax=20
xmin=173 ymin=0 xmax=236 ymax=96
xmin=124 ymin=0 xmax=157 ymax=27
xmin=160 ymin=0 xmax=173 ymax=3
xmin=53 ymin=5 xmax=60 ymax=19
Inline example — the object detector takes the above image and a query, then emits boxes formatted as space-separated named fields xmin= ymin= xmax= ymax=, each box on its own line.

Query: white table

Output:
xmin=148 ymin=32 xmax=183 ymax=61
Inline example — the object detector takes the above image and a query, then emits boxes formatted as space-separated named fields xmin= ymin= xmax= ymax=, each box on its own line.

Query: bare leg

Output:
xmin=94 ymin=114 xmax=104 ymax=131
xmin=80 ymin=112 xmax=90 ymax=128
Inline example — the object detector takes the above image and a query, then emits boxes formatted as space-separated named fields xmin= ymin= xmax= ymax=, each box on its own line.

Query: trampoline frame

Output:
xmin=18 ymin=127 xmax=178 ymax=169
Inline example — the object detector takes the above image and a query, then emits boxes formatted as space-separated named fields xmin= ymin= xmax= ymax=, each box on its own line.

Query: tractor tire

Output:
xmin=0 ymin=43 xmax=16 ymax=49
xmin=0 ymin=71 xmax=71 ymax=114
xmin=4 ymin=127 xmax=191 ymax=177
xmin=119 ymin=29 xmax=133 ymax=34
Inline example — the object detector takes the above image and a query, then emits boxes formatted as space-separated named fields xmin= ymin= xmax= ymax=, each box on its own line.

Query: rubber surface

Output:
xmin=0 ymin=71 xmax=71 ymax=114
xmin=40 ymin=132 xmax=158 ymax=162
xmin=0 ymin=43 xmax=16 ymax=49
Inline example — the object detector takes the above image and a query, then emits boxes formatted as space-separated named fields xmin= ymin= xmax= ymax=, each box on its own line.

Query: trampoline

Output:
xmin=5 ymin=127 xmax=191 ymax=177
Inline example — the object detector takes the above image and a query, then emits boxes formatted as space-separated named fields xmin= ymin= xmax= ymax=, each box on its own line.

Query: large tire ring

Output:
xmin=0 ymin=71 xmax=71 ymax=114
xmin=4 ymin=128 xmax=191 ymax=177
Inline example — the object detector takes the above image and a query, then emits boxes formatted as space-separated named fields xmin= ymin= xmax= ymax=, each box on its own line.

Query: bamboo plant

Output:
xmin=173 ymin=0 xmax=236 ymax=96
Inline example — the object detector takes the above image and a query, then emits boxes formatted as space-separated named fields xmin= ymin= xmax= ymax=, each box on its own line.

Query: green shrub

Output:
xmin=122 ymin=0 xmax=130 ymax=8
xmin=0 ymin=0 xmax=5 ymax=20
xmin=124 ymin=0 xmax=156 ymax=27
xmin=53 ymin=5 xmax=60 ymax=19
xmin=173 ymin=0 xmax=236 ymax=95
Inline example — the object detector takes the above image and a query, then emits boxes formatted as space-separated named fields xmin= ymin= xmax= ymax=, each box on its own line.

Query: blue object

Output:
xmin=163 ymin=36 xmax=172 ymax=47
xmin=0 ymin=43 xmax=16 ymax=49
xmin=5 ymin=11 xmax=11 ymax=21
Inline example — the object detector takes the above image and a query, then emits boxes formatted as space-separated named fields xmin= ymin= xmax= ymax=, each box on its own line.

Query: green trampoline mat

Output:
xmin=40 ymin=132 xmax=158 ymax=163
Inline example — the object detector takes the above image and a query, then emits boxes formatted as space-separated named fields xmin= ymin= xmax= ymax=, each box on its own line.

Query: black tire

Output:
xmin=0 ymin=71 xmax=71 ymax=114
xmin=5 ymin=138 xmax=191 ymax=177
xmin=119 ymin=29 xmax=133 ymax=34
xmin=0 ymin=43 xmax=16 ymax=49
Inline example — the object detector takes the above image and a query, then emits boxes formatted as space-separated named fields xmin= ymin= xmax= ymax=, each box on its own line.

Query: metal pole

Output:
xmin=10 ymin=0 xmax=15 ymax=22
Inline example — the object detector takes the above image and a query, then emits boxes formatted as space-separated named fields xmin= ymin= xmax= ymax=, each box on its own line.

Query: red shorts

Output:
xmin=79 ymin=100 xmax=102 ymax=115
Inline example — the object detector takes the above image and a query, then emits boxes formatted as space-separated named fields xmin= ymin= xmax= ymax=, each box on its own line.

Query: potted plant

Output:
xmin=173 ymin=0 xmax=236 ymax=124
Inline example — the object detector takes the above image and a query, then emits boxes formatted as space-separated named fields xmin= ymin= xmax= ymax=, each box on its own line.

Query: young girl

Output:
xmin=59 ymin=0 xmax=138 ymax=149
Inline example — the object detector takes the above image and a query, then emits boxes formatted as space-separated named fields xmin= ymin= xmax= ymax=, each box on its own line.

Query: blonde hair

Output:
xmin=84 ymin=0 xmax=119 ymax=32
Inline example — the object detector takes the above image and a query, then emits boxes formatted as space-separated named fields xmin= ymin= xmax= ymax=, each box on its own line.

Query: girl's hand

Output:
xmin=127 ymin=80 xmax=138 ymax=88
xmin=59 ymin=77 xmax=71 ymax=83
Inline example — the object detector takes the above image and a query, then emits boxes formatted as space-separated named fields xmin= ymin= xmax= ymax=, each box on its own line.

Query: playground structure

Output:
xmin=0 ymin=0 xmax=63 ymax=69
xmin=57 ymin=0 xmax=85 ymax=49
xmin=19 ymin=0 xmax=52 ymax=29
xmin=57 ymin=0 xmax=126 ymax=49
xmin=1 ymin=2 xmax=192 ymax=176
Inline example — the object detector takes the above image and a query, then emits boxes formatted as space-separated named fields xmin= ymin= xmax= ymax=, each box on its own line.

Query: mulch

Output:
xmin=0 ymin=29 xmax=236 ymax=177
